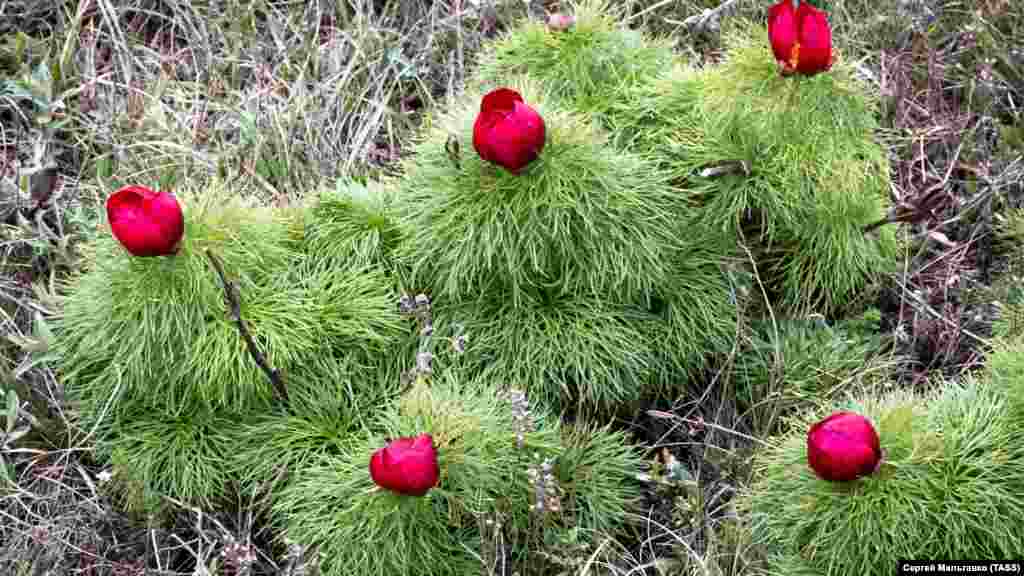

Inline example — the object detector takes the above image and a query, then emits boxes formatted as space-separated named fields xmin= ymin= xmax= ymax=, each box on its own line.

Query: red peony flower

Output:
xmin=106 ymin=185 xmax=184 ymax=257
xmin=369 ymin=433 xmax=440 ymax=496
xmin=768 ymin=0 xmax=833 ymax=76
xmin=472 ymin=88 xmax=546 ymax=173
xmin=807 ymin=411 xmax=883 ymax=482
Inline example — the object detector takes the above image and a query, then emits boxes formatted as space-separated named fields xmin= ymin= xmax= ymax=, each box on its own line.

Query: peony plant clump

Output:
xmin=473 ymin=0 xmax=674 ymax=128
xmin=616 ymin=17 xmax=898 ymax=315
xmin=260 ymin=368 xmax=644 ymax=576
xmin=394 ymin=78 xmax=737 ymax=411
xmin=740 ymin=380 xmax=1024 ymax=575
xmin=54 ymin=181 xmax=405 ymax=511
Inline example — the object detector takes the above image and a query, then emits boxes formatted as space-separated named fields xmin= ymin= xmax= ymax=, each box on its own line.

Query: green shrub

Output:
xmin=54 ymin=182 xmax=405 ymax=510
xmin=57 ymin=189 xmax=299 ymax=418
xmin=57 ymin=183 xmax=404 ymax=416
xmin=106 ymin=407 xmax=242 ymax=513
xmin=270 ymin=372 xmax=644 ymax=576
xmin=429 ymin=293 xmax=659 ymax=411
xmin=473 ymin=0 xmax=675 ymax=128
xmin=231 ymin=355 xmax=399 ymax=496
xmin=395 ymin=77 xmax=736 ymax=411
xmin=617 ymin=23 xmax=898 ymax=315
xmin=740 ymin=379 xmax=1024 ymax=575
xmin=399 ymin=78 xmax=687 ymax=306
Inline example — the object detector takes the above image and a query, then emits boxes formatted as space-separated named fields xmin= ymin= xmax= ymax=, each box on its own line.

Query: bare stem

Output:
xmin=205 ymin=249 xmax=287 ymax=403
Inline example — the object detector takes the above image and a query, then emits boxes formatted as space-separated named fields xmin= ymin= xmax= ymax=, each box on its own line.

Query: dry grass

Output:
xmin=1 ymin=0 xmax=1022 ymax=574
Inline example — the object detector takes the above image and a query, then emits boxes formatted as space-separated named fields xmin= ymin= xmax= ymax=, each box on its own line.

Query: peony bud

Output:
xmin=472 ymin=88 xmax=546 ymax=173
xmin=768 ymin=0 xmax=833 ymax=76
xmin=106 ymin=185 xmax=184 ymax=257
xmin=369 ymin=433 xmax=440 ymax=496
xmin=806 ymin=411 xmax=882 ymax=482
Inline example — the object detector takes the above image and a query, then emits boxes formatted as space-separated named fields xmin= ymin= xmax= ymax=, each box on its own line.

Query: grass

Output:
xmin=1 ymin=0 xmax=1023 ymax=574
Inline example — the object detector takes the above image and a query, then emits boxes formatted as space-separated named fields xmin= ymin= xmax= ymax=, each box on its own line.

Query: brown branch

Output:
xmin=677 ymin=0 xmax=745 ymax=36
xmin=205 ymin=249 xmax=287 ymax=403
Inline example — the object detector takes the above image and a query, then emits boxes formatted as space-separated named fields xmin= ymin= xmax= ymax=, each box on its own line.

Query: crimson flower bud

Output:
xmin=472 ymin=88 xmax=546 ymax=173
xmin=369 ymin=433 xmax=440 ymax=496
xmin=807 ymin=411 xmax=882 ymax=482
xmin=106 ymin=185 xmax=184 ymax=257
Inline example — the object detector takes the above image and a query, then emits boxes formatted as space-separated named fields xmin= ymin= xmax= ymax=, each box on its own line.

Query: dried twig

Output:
xmin=892 ymin=275 xmax=987 ymax=346
xmin=205 ymin=249 xmax=287 ymax=403
xmin=863 ymin=139 xmax=965 ymax=233
xmin=672 ymin=0 xmax=746 ymax=36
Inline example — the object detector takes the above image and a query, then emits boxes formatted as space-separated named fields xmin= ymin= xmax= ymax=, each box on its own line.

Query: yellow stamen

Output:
xmin=788 ymin=42 xmax=801 ymax=69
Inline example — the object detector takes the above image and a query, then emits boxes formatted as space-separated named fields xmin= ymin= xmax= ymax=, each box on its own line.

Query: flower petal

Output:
xmin=767 ymin=1 xmax=798 ymax=66
xmin=794 ymin=2 xmax=833 ymax=75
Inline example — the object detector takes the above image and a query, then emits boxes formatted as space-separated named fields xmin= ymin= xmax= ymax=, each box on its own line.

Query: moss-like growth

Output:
xmin=617 ymin=23 xmax=898 ymax=315
xmin=395 ymin=78 xmax=736 ymax=411
xmin=473 ymin=0 xmax=675 ymax=128
xmin=740 ymin=380 xmax=1024 ymax=575
xmin=270 ymin=372 xmax=643 ymax=576
xmin=54 ymin=182 xmax=405 ymax=510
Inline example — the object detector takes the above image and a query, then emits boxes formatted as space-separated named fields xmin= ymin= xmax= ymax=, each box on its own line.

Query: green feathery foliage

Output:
xmin=740 ymin=380 xmax=1024 ymax=575
xmin=106 ymin=407 xmax=242 ymax=513
xmin=429 ymin=293 xmax=659 ymax=411
xmin=554 ymin=422 xmax=644 ymax=537
xmin=230 ymin=355 xmax=399 ymax=496
xmin=56 ymin=183 xmax=405 ymax=419
xmin=617 ymin=23 xmax=899 ymax=315
xmin=395 ymin=78 xmax=737 ymax=411
xmin=734 ymin=318 xmax=885 ymax=433
xmin=398 ymin=78 xmax=688 ymax=307
xmin=272 ymin=371 xmax=644 ymax=575
xmin=648 ymin=235 xmax=744 ymax=377
xmin=56 ymin=188 xmax=300 ymax=420
xmin=473 ymin=0 xmax=674 ymax=127
xmin=53 ymin=182 xmax=406 ymax=511
xmin=302 ymin=178 xmax=404 ymax=273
